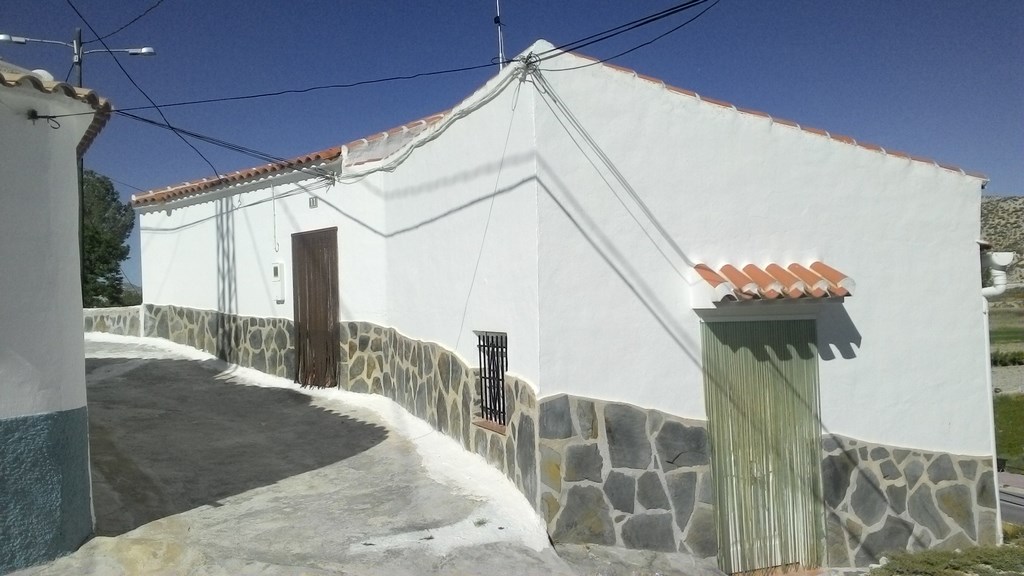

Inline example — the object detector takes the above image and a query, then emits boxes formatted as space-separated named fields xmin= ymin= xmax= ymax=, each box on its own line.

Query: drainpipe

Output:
xmin=980 ymin=249 xmax=1016 ymax=543
xmin=981 ymin=251 xmax=1015 ymax=298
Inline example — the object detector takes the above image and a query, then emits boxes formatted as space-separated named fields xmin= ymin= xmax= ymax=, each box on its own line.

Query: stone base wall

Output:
xmin=134 ymin=305 xmax=1001 ymax=569
xmin=339 ymin=322 xmax=538 ymax=508
xmin=83 ymin=306 xmax=141 ymax=336
xmin=537 ymin=395 xmax=716 ymax=557
xmin=822 ymin=434 xmax=999 ymax=567
xmin=0 ymin=407 xmax=93 ymax=573
xmin=143 ymin=304 xmax=295 ymax=378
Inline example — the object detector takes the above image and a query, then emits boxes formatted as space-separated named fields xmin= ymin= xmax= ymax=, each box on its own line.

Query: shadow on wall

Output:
xmin=85 ymin=356 xmax=387 ymax=537
xmin=818 ymin=304 xmax=861 ymax=361
xmin=216 ymin=197 xmax=238 ymax=362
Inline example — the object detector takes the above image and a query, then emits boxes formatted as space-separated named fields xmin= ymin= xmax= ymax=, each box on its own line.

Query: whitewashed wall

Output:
xmin=0 ymin=85 xmax=94 ymax=419
xmin=381 ymin=72 xmax=541 ymax=383
xmin=138 ymin=42 xmax=991 ymax=456
xmin=532 ymin=46 xmax=989 ymax=455
xmin=139 ymin=171 xmax=388 ymax=323
xmin=140 ymin=66 xmax=542 ymax=384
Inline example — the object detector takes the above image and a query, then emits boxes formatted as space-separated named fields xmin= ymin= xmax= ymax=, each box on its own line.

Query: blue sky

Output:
xmin=2 ymin=1 xmax=1021 ymax=285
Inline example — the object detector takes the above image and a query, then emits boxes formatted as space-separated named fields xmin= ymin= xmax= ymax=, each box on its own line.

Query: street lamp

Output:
xmin=0 ymin=28 xmax=154 ymax=305
xmin=0 ymin=29 xmax=155 ymax=88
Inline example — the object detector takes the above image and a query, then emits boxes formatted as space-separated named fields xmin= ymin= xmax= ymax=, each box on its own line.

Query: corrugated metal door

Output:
xmin=701 ymin=320 xmax=824 ymax=574
xmin=292 ymin=227 xmax=339 ymax=388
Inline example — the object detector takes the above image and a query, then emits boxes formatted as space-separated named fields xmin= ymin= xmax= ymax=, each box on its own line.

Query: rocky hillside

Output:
xmin=981 ymin=195 xmax=1024 ymax=286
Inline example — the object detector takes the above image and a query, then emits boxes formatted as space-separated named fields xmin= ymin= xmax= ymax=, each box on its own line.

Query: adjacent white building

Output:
xmin=0 ymin=63 xmax=110 ymax=572
xmin=134 ymin=41 xmax=998 ymax=570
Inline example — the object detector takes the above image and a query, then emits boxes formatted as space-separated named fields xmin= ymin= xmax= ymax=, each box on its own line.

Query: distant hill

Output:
xmin=981 ymin=195 xmax=1024 ymax=286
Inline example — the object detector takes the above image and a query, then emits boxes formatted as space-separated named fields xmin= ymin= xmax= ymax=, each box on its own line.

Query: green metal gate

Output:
xmin=701 ymin=320 xmax=824 ymax=574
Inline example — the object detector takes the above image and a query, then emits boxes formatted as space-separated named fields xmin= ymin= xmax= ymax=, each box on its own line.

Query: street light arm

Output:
xmin=82 ymin=46 xmax=156 ymax=56
xmin=0 ymin=34 xmax=73 ymax=48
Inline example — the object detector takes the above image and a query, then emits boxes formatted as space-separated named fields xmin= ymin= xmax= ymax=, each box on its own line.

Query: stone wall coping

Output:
xmin=84 ymin=305 xmax=141 ymax=313
xmin=538 ymin=392 xmax=709 ymax=428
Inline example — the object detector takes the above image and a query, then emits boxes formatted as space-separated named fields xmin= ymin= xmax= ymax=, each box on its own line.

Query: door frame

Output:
xmin=701 ymin=318 xmax=825 ymax=574
xmin=291 ymin=227 xmax=340 ymax=388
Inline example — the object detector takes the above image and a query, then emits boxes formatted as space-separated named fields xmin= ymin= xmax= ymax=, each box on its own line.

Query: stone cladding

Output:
xmin=339 ymin=321 xmax=539 ymax=507
xmin=822 ymin=434 xmax=999 ymax=567
xmin=142 ymin=304 xmax=295 ymax=378
xmin=102 ymin=306 xmax=1000 ymax=570
xmin=537 ymin=395 xmax=717 ymax=557
xmin=83 ymin=306 xmax=141 ymax=336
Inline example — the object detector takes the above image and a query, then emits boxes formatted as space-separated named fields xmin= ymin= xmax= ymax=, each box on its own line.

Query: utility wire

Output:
xmin=38 ymin=60 xmax=499 ymax=120
xmin=65 ymin=0 xmax=220 ymax=177
xmin=113 ymin=62 xmax=498 ymax=113
xmin=541 ymin=0 xmax=720 ymax=71
xmin=45 ymin=1 xmax=718 ymax=119
xmin=86 ymin=0 xmax=168 ymax=44
xmin=115 ymin=110 xmax=332 ymax=180
xmin=109 ymin=176 xmax=146 ymax=192
xmin=537 ymin=0 xmax=712 ymax=58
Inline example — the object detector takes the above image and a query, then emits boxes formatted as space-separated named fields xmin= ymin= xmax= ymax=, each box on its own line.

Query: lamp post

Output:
xmin=0 ymin=29 xmax=155 ymax=88
xmin=0 ymin=29 xmax=154 ymax=304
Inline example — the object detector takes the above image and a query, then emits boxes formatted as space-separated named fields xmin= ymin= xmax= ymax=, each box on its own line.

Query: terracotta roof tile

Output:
xmin=0 ymin=70 xmax=112 ymax=156
xmin=565 ymin=52 xmax=985 ymax=182
xmin=134 ymin=45 xmax=988 ymax=209
xmin=695 ymin=261 xmax=853 ymax=302
xmin=132 ymin=112 xmax=447 ymax=207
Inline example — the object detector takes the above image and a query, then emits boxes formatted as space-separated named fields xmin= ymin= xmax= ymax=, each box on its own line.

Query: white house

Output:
xmin=132 ymin=41 xmax=998 ymax=571
xmin=0 ymin=63 xmax=111 ymax=572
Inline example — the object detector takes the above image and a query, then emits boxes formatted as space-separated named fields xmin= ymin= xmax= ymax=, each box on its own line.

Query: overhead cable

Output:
xmin=65 ymin=0 xmax=220 ymax=177
xmin=86 ymin=0 xmax=168 ymax=44
xmin=541 ymin=0 xmax=720 ymax=71
xmin=46 ymin=1 xmax=717 ymax=119
xmin=537 ymin=0 xmax=713 ymax=59
xmin=115 ymin=110 xmax=333 ymax=180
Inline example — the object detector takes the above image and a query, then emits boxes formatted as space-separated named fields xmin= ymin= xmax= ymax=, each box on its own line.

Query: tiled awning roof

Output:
xmin=0 ymin=70 xmax=111 ymax=156
xmin=694 ymin=262 xmax=854 ymax=302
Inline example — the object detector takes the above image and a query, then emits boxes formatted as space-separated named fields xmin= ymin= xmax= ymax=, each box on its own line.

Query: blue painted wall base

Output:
xmin=0 ymin=406 xmax=92 ymax=574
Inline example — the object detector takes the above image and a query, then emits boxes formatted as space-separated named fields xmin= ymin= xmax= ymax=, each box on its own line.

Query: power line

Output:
xmin=115 ymin=110 xmax=333 ymax=180
xmin=114 ymin=62 xmax=498 ymax=113
xmin=86 ymin=0 xmax=168 ymax=44
xmin=538 ymin=0 xmax=713 ymax=58
xmin=108 ymin=176 xmax=146 ymax=192
xmin=541 ymin=0 xmax=720 ymax=72
xmin=46 ymin=1 xmax=718 ymax=119
xmin=41 ymin=61 xmax=499 ymax=120
xmin=65 ymin=0 xmax=220 ymax=177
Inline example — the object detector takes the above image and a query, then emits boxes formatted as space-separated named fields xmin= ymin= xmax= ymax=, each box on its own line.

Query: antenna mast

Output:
xmin=494 ymin=0 xmax=506 ymax=69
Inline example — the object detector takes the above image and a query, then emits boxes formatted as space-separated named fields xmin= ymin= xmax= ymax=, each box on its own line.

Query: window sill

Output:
xmin=472 ymin=417 xmax=507 ymax=436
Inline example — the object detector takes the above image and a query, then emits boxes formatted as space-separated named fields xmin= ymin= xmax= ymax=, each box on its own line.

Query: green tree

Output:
xmin=82 ymin=170 xmax=135 ymax=307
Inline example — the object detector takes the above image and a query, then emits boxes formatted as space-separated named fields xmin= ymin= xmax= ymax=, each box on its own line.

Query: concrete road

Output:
xmin=999 ymin=487 xmax=1024 ymax=524
xmin=1000 ymin=472 xmax=1024 ymax=526
xmin=18 ymin=337 xmax=578 ymax=576
xmin=1003 ymin=490 xmax=1024 ymax=525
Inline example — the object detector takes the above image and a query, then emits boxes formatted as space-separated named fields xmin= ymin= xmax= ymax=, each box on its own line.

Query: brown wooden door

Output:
xmin=291 ymin=227 xmax=339 ymax=388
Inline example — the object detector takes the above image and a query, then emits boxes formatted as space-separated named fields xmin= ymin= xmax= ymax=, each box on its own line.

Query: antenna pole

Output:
xmin=494 ymin=0 xmax=506 ymax=69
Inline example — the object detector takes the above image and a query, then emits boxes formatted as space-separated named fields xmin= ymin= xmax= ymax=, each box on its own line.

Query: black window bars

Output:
xmin=476 ymin=331 xmax=508 ymax=425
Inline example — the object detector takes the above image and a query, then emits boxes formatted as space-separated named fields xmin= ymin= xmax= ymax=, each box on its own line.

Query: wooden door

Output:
xmin=702 ymin=320 xmax=824 ymax=574
xmin=291 ymin=228 xmax=339 ymax=388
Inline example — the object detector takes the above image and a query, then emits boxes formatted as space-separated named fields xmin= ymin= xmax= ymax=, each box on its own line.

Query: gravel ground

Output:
xmin=994 ymin=365 xmax=1024 ymax=395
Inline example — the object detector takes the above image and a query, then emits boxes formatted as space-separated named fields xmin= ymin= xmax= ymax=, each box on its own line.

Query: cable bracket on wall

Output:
xmin=27 ymin=109 xmax=61 ymax=129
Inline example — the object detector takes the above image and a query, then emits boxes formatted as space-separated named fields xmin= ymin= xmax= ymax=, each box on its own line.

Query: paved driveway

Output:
xmin=19 ymin=337 xmax=576 ymax=576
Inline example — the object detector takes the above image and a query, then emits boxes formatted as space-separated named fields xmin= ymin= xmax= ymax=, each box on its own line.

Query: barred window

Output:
xmin=476 ymin=331 xmax=507 ymax=425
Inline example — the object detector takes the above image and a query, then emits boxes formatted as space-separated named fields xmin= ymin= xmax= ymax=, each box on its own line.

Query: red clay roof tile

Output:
xmin=133 ymin=46 xmax=987 ymax=208
xmin=696 ymin=261 xmax=852 ymax=302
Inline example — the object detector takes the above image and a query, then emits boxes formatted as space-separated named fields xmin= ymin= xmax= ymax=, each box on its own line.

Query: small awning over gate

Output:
xmin=694 ymin=261 xmax=854 ymax=303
